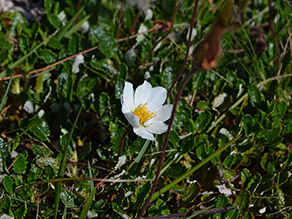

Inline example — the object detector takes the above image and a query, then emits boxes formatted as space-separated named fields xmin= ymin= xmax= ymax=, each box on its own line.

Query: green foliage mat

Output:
xmin=0 ymin=0 xmax=292 ymax=218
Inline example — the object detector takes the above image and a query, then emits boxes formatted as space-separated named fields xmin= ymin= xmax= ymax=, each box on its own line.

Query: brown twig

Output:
xmin=167 ymin=0 xmax=200 ymax=98
xmin=0 ymin=46 xmax=99 ymax=81
xmin=140 ymin=67 xmax=198 ymax=216
xmin=116 ymin=0 xmax=125 ymax=40
xmin=268 ymin=0 xmax=281 ymax=79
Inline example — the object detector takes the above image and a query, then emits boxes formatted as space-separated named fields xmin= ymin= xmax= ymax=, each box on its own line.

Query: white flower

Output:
xmin=121 ymin=80 xmax=173 ymax=141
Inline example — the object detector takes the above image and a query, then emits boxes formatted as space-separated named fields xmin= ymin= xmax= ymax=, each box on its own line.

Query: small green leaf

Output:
xmin=234 ymin=189 xmax=251 ymax=212
xmin=161 ymin=66 xmax=173 ymax=89
xmin=182 ymin=183 xmax=200 ymax=203
xmin=41 ymin=49 xmax=57 ymax=64
xmin=99 ymin=92 xmax=110 ymax=116
xmin=241 ymin=115 xmax=260 ymax=137
xmin=192 ymin=71 xmax=206 ymax=89
xmin=57 ymin=63 xmax=74 ymax=99
xmin=3 ymin=175 xmax=14 ymax=194
xmin=194 ymin=111 xmax=212 ymax=132
xmin=19 ymin=33 xmax=29 ymax=53
xmin=13 ymin=153 xmax=27 ymax=175
xmin=115 ymin=64 xmax=127 ymax=99
xmin=109 ymin=121 xmax=124 ymax=154
xmin=112 ymin=202 xmax=125 ymax=215
xmin=45 ymin=0 xmax=61 ymax=28
xmin=31 ymin=144 xmax=51 ymax=157
xmin=14 ymin=203 xmax=27 ymax=219
xmin=164 ymin=163 xmax=186 ymax=178
xmin=0 ymin=38 xmax=12 ymax=63
xmin=48 ymin=37 xmax=64 ymax=49
xmin=60 ymin=189 xmax=77 ymax=208
xmin=36 ymin=157 xmax=59 ymax=171
xmin=284 ymin=118 xmax=292 ymax=134
xmin=0 ymin=137 xmax=10 ymax=172
xmin=197 ymin=100 xmax=210 ymax=110
xmin=89 ymin=26 xmax=117 ymax=58
xmin=248 ymin=85 xmax=261 ymax=106
xmin=27 ymin=164 xmax=43 ymax=182
xmin=68 ymin=34 xmax=79 ymax=55
xmin=28 ymin=116 xmax=50 ymax=141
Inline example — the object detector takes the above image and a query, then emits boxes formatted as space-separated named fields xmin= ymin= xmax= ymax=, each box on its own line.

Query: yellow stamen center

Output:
xmin=133 ymin=103 xmax=156 ymax=125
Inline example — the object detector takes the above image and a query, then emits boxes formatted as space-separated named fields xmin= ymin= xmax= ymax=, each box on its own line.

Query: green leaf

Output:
xmin=163 ymin=163 xmax=186 ymax=178
xmin=89 ymin=26 xmax=117 ymax=58
xmin=13 ymin=153 xmax=27 ymax=175
xmin=241 ymin=115 xmax=260 ymax=137
xmin=234 ymin=189 xmax=251 ymax=212
xmin=197 ymin=100 xmax=210 ymax=110
xmin=112 ymin=202 xmax=125 ymax=215
xmin=44 ymin=0 xmax=61 ymax=29
xmin=115 ymin=64 xmax=127 ymax=99
xmin=0 ymin=38 xmax=12 ymax=63
xmin=109 ymin=120 xmax=124 ymax=154
xmin=57 ymin=63 xmax=74 ymax=99
xmin=31 ymin=144 xmax=51 ymax=157
xmin=48 ymin=37 xmax=64 ymax=49
xmin=99 ymin=92 xmax=110 ymax=116
xmin=0 ymin=137 xmax=10 ymax=172
xmin=68 ymin=34 xmax=79 ymax=55
xmin=19 ymin=33 xmax=29 ymax=53
xmin=14 ymin=203 xmax=27 ymax=219
xmin=28 ymin=116 xmax=50 ymax=141
xmin=284 ymin=117 xmax=292 ymax=134
xmin=214 ymin=194 xmax=238 ymax=219
xmin=248 ymin=85 xmax=261 ymax=106
xmin=182 ymin=183 xmax=200 ymax=203
xmin=181 ymin=138 xmax=195 ymax=153
xmin=60 ymin=189 xmax=77 ymax=208
xmin=192 ymin=71 xmax=206 ymax=89
xmin=41 ymin=49 xmax=57 ymax=64
xmin=3 ymin=175 xmax=14 ymax=194
xmin=161 ymin=66 xmax=173 ymax=89
xmin=36 ymin=157 xmax=59 ymax=171
xmin=27 ymin=164 xmax=43 ymax=182
xmin=194 ymin=111 xmax=212 ymax=132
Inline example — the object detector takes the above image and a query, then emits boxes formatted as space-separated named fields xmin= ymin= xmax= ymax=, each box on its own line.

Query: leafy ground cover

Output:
xmin=0 ymin=0 xmax=292 ymax=218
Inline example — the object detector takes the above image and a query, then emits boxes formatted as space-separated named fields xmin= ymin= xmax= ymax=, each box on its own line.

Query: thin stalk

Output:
xmin=53 ymin=106 xmax=83 ymax=219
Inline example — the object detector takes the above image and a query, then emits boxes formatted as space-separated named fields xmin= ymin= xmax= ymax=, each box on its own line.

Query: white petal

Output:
xmin=122 ymin=82 xmax=135 ymax=113
xmin=155 ymin=104 xmax=173 ymax=122
xmin=134 ymin=80 xmax=152 ymax=106
xmin=147 ymin=86 xmax=167 ymax=111
xmin=145 ymin=121 xmax=168 ymax=134
xmin=124 ymin=112 xmax=140 ymax=128
xmin=133 ymin=126 xmax=155 ymax=141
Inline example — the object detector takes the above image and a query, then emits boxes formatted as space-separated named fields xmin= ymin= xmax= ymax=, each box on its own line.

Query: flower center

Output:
xmin=133 ymin=103 xmax=156 ymax=125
